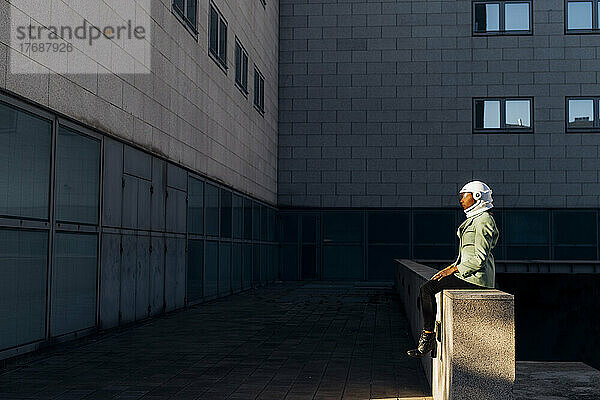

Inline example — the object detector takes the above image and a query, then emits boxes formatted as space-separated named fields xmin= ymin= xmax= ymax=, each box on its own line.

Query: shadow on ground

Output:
xmin=0 ymin=282 xmax=431 ymax=400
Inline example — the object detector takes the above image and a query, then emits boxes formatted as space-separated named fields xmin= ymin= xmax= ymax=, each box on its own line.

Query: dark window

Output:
xmin=473 ymin=1 xmax=532 ymax=34
xmin=413 ymin=210 xmax=455 ymax=260
xmin=280 ymin=244 xmax=299 ymax=280
xmin=205 ymin=183 xmax=219 ymax=236
xmin=252 ymin=201 xmax=260 ymax=240
xmin=0 ymin=229 xmax=48 ymax=349
xmin=219 ymin=242 xmax=231 ymax=294
xmin=368 ymin=211 xmax=409 ymax=243
xmin=220 ymin=189 xmax=232 ymax=238
xmin=552 ymin=211 xmax=597 ymax=260
xmin=301 ymin=215 xmax=317 ymax=243
xmin=173 ymin=0 xmax=197 ymax=33
xmin=252 ymin=243 xmax=260 ymax=284
xmin=243 ymin=198 xmax=252 ymax=240
xmin=187 ymin=239 xmax=204 ymax=301
xmin=322 ymin=212 xmax=363 ymax=243
xmin=55 ymin=126 xmax=101 ymax=225
xmin=474 ymin=98 xmax=533 ymax=133
xmin=566 ymin=1 xmax=597 ymax=31
xmin=567 ymin=97 xmax=600 ymax=131
xmin=209 ymin=6 xmax=218 ymax=53
xmin=231 ymin=243 xmax=242 ymax=291
xmin=253 ymin=66 xmax=265 ymax=114
xmin=209 ymin=3 xmax=228 ymax=70
xmin=235 ymin=38 xmax=249 ymax=93
xmin=205 ymin=241 xmax=218 ymax=297
xmin=301 ymin=244 xmax=317 ymax=280
xmin=322 ymin=245 xmax=363 ymax=280
xmin=281 ymin=213 xmax=298 ymax=243
xmin=505 ymin=210 xmax=550 ymax=259
xmin=260 ymin=205 xmax=268 ymax=241
xmin=51 ymin=232 xmax=97 ymax=336
xmin=188 ymin=178 xmax=204 ymax=234
xmin=0 ymin=102 xmax=52 ymax=220
xmin=232 ymin=194 xmax=243 ymax=239
xmin=242 ymin=243 xmax=252 ymax=289
xmin=268 ymin=208 xmax=276 ymax=242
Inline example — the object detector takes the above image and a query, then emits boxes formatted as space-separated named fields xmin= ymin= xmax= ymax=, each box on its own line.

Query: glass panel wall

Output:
xmin=188 ymin=178 xmax=204 ymax=234
xmin=552 ymin=211 xmax=597 ymax=260
xmin=205 ymin=183 xmax=219 ymax=236
xmin=413 ymin=210 xmax=456 ymax=259
xmin=55 ymin=127 xmax=101 ymax=225
xmin=0 ymin=229 xmax=48 ymax=349
xmin=505 ymin=210 xmax=549 ymax=259
xmin=0 ymin=104 xmax=51 ymax=220
xmin=186 ymin=239 xmax=204 ymax=302
xmin=205 ymin=241 xmax=218 ymax=297
xmin=51 ymin=233 xmax=97 ymax=336
xmin=220 ymin=189 xmax=232 ymax=238
xmin=243 ymin=198 xmax=252 ymax=240
xmin=232 ymin=194 xmax=243 ymax=239
xmin=368 ymin=211 xmax=410 ymax=281
xmin=0 ymin=97 xmax=281 ymax=355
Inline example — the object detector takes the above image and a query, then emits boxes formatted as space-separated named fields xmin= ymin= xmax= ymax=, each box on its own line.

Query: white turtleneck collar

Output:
xmin=463 ymin=198 xmax=493 ymax=218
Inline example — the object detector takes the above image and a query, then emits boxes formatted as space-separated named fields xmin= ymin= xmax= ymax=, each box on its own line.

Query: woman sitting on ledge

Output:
xmin=407 ymin=180 xmax=499 ymax=358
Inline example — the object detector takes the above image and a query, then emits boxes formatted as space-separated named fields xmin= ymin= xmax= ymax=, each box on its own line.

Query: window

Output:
xmin=566 ymin=1 xmax=598 ymax=31
xmin=232 ymin=194 xmax=243 ymax=239
xmin=413 ymin=210 xmax=456 ymax=260
xmin=234 ymin=38 xmax=249 ymax=94
xmin=205 ymin=241 xmax=218 ymax=297
xmin=187 ymin=239 xmax=204 ymax=301
xmin=51 ymin=232 xmax=97 ymax=336
xmin=254 ymin=66 xmax=265 ymax=114
xmin=220 ymin=189 xmax=232 ymax=238
xmin=473 ymin=1 xmax=532 ymax=34
xmin=205 ymin=183 xmax=219 ymax=236
xmin=0 ymin=228 xmax=48 ymax=349
xmin=188 ymin=177 xmax=204 ymax=234
xmin=0 ymin=102 xmax=52 ymax=220
xmin=209 ymin=2 xmax=227 ymax=70
xmin=172 ymin=0 xmax=197 ymax=33
xmin=55 ymin=126 xmax=101 ymax=224
xmin=567 ymin=97 xmax=600 ymax=131
xmin=505 ymin=210 xmax=550 ymax=259
xmin=473 ymin=98 xmax=533 ymax=132
xmin=252 ymin=201 xmax=260 ymax=240
xmin=243 ymin=197 xmax=252 ymax=240
xmin=552 ymin=211 xmax=597 ymax=260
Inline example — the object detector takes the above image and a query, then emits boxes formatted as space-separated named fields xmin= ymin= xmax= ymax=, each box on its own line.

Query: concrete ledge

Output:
xmin=394 ymin=259 xmax=516 ymax=400
xmin=435 ymin=289 xmax=515 ymax=400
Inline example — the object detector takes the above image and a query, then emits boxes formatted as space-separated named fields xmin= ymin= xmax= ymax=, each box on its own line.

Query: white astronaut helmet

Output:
xmin=459 ymin=180 xmax=493 ymax=217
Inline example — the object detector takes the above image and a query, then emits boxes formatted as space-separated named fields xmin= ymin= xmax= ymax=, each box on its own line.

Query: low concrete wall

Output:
xmin=394 ymin=259 xmax=439 ymax=384
xmin=394 ymin=259 xmax=515 ymax=400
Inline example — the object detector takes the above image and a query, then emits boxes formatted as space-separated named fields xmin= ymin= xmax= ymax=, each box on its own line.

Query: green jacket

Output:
xmin=451 ymin=211 xmax=499 ymax=288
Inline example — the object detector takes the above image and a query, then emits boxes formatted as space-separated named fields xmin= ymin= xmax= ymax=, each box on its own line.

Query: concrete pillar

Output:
xmin=433 ymin=290 xmax=515 ymax=400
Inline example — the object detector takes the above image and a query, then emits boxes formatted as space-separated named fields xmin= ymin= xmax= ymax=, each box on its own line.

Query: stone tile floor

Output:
xmin=0 ymin=282 xmax=432 ymax=400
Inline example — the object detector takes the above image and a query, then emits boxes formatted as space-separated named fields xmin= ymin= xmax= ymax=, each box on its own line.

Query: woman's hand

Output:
xmin=431 ymin=265 xmax=458 ymax=281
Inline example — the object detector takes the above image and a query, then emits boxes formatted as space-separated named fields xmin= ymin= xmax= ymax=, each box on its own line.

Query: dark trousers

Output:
xmin=419 ymin=273 xmax=490 ymax=331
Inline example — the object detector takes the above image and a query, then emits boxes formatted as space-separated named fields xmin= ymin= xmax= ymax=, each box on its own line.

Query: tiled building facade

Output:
xmin=277 ymin=0 xmax=600 ymax=280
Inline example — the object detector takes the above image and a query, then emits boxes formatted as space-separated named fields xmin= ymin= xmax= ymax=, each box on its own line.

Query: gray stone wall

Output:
xmin=0 ymin=0 xmax=278 ymax=204
xmin=279 ymin=0 xmax=600 ymax=208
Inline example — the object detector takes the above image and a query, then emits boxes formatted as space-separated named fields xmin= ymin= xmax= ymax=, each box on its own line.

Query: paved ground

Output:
xmin=0 ymin=282 xmax=432 ymax=400
xmin=514 ymin=361 xmax=600 ymax=400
